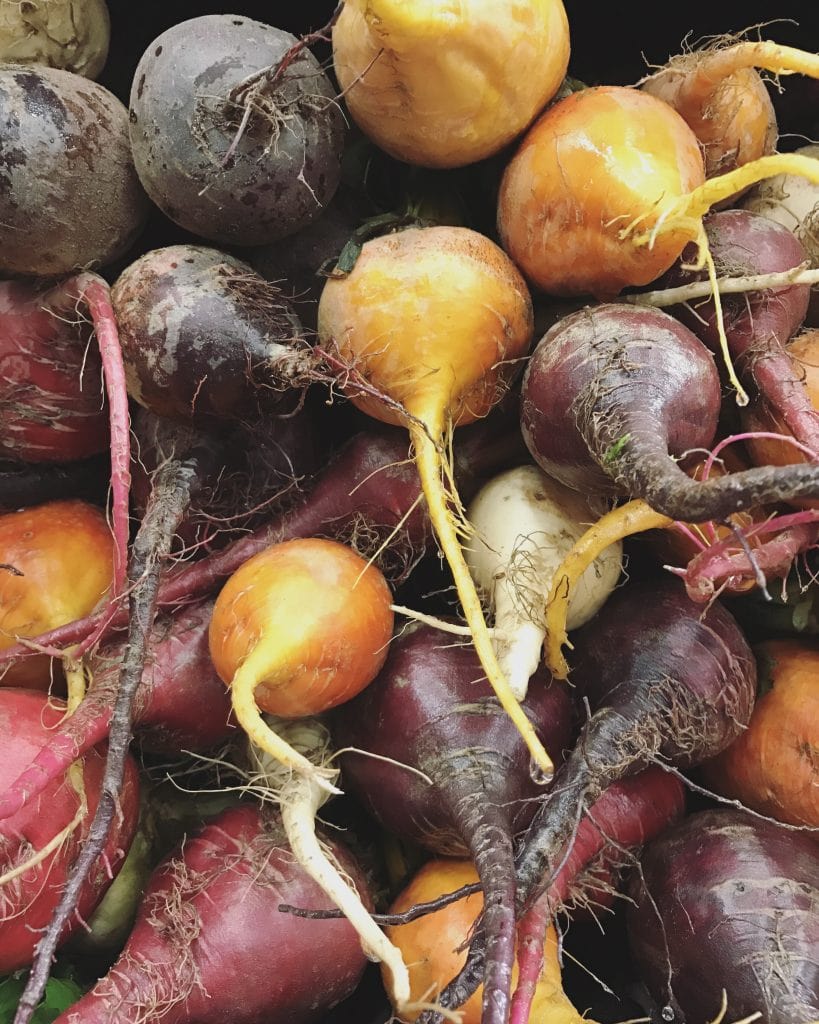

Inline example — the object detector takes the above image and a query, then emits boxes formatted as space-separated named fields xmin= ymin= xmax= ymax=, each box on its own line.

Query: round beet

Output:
xmin=627 ymin=809 xmax=819 ymax=1024
xmin=0 ymin=63 xmax=148 ymax=276
xmin=128 ymin=15 xmax=345 ymax=245
xmin=111 ymin=245 xmax=312 ymax=425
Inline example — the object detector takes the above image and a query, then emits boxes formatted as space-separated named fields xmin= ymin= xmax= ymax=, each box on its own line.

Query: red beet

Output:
xmin=0 ymin=689 xmax=140 ymax=973
xmin=333 ymin=623 xmax=575 ymax=1024
xmin=665 ymin=209 xmax=818 ymax=452
xmin=57 ymin=804 xmax=370 ymax=1024
xmin=521 ymin=303 xmax=819 ymax=521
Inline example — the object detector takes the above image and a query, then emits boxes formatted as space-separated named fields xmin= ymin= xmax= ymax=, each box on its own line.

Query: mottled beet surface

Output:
xmin=0 ymin=64 xmax=148 ymax=275
xmin=627 ymin=809 xmax=819 ymax=1024
xmin=111 ymin=245 xmax=312 ymax=424
xmin=128 ymin=15 xmax=344 ymax=245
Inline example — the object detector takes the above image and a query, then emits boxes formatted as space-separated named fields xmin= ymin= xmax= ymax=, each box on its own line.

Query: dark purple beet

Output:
xmin=627 ymin=809 xmax=819 ymax=1024
xmin=663 ymin=209 xmax=819 ymax=452
xmin=514 ymin=577 xmax=756 ymax=908
xmin=333 ymin=623 xmax=575 ymax=1024
xmin=111 ymin=245 xmax=315 ymax=425
xmin=427 ymin=577 xmax=758 ymax=1024
xmin=520 ymin=303 xmax=819 ymax=520
xmin=0 ymin=600 xmax=235 ymax=823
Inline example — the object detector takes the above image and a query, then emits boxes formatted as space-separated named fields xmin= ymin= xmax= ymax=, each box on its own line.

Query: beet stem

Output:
xmin=13 ymin=452 xmax=203 ymax=1024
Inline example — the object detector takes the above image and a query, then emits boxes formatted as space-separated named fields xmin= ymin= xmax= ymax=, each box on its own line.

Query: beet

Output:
xmin=56 ymin=804 xmax=371 ymax=1024
xmin=111 ymin=245 xmax=314 ymax=425
xmin=333 ymin=622 xmax=575 ymax=1024
xmin=0 ymin=63 xmax=148 ymax=276
xmin=521 ymin=303 xmax=819 ymax=521
xmin=627 ymin=809 xmax=819 ymax=1024
xmin=0 ymin=279 xmax=107 ymax=463
xmin=128 ymin=15 xmax=345 ymax=245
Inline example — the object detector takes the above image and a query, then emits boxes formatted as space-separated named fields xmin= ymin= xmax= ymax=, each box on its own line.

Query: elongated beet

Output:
xmin=333 ymin=623 xmax=575 ymax=1024
xmin=111 ymin=245 xmax=314 ymax=425
xmin=664 ymin=209 xmax=819 ymax=452
xmin=509 ymin=767 xmax=686 ymax=1024
xmin=515 ymin=577 xmax=755 ymax=908
xmin=56 ymin=804 xmax=370 ymax=1024
xmin=0 ymin=63 xmax=148 ymax=276
xmin=0 ymin=600 xmax=234 ymax=823
xmin=627 ymin=809 xmax=819 ymax=1024
xmin=521 ymin=303 xmax=819 ymax=521
xmin=0 ymin=689 xmax=139 ymax=974
xmin=428 ymin=577 xmax=757 ymax=1023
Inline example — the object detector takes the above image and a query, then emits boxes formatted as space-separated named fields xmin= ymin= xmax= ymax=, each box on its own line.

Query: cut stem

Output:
xmin=544 ymin=500 xmax=672 ymax=679
xmin=410 ymin=420 xmax=553 ymax=778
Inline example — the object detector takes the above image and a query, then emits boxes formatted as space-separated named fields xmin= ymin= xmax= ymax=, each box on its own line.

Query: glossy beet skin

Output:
xmin=58 ymin=804 xmax=370 ymax=1024
xmin=665 ymin=210 xmax=819 ymax=452
xmin=111 ymin=246 xmax=313 ymax=426
xmin=333 ymin=623 xmax=575 ymax=1024
xmin=0 ymin=690 xmax=140 ymax=973
xmin=128 ymin=15 xmax=344 ymax=246
xmin=0 ymin=280 xmax=107 ymax=463
xmin=0 ymin=64 xmax=148 ymax=276
xmin=521 ymin=303 xmax=819 ymax=521
xmin=627 ymin=809 xmax=819 ymax=1024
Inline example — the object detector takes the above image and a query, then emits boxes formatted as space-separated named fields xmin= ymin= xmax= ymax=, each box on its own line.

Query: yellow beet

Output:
xmin=333 ymin=0 xmax=570 ymax=169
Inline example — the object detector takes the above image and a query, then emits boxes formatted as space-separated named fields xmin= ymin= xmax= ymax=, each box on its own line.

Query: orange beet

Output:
xmin=385 ymin=859 xmax=588 ymax=1024
xmin=0 ymin=500 xmax=114 ymax=688
xmin=702 ymin=639 xmax=819 ymax=827
xmin=498 ymin=86 xmax=705 ymax=297
xmin=209 ymin=537 xmax=394 ymax=718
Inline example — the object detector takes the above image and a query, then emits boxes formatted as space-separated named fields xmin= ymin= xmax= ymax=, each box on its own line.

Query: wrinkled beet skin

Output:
xmin=59 ymin=805 xmax=369 ymax=1024
xmin=0 ymin=690 xmax=139 ymax=973
xmin=0 ymin=64 xmax=148 ymax=276
xmin=666 ymin=210 xmax=810 ymax=356
xmin=0 ymin=280 xmax=107 ymax=462
xmin=627 ymin=809 xmax=819 ymax=1024
xmin=520 ymin=304 xmax=721 ymax=495
xmin=112 ymin=246 xmax=306 ymax=424
xmin=128 ymin=15 xmax=344 ymax=245
xmin=333 ymin=625 xmax=575 ymax=854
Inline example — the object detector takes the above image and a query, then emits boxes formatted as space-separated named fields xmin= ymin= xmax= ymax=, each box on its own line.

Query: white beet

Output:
xmin=0 ymin=0 xmax=110 ymax=78
xmin=466 ymin=465 xmax=623 ymax=699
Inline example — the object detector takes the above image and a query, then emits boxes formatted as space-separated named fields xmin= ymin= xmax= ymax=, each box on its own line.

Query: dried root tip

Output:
xmin=545 ymin=500 xmax=672 ymax=679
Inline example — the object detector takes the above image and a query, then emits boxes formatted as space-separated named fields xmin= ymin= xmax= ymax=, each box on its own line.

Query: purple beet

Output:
xmin=627 ymin=809 xmax=819 ymax=1024
xmin=332 ymin=622 xmax=575 ymax=1024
